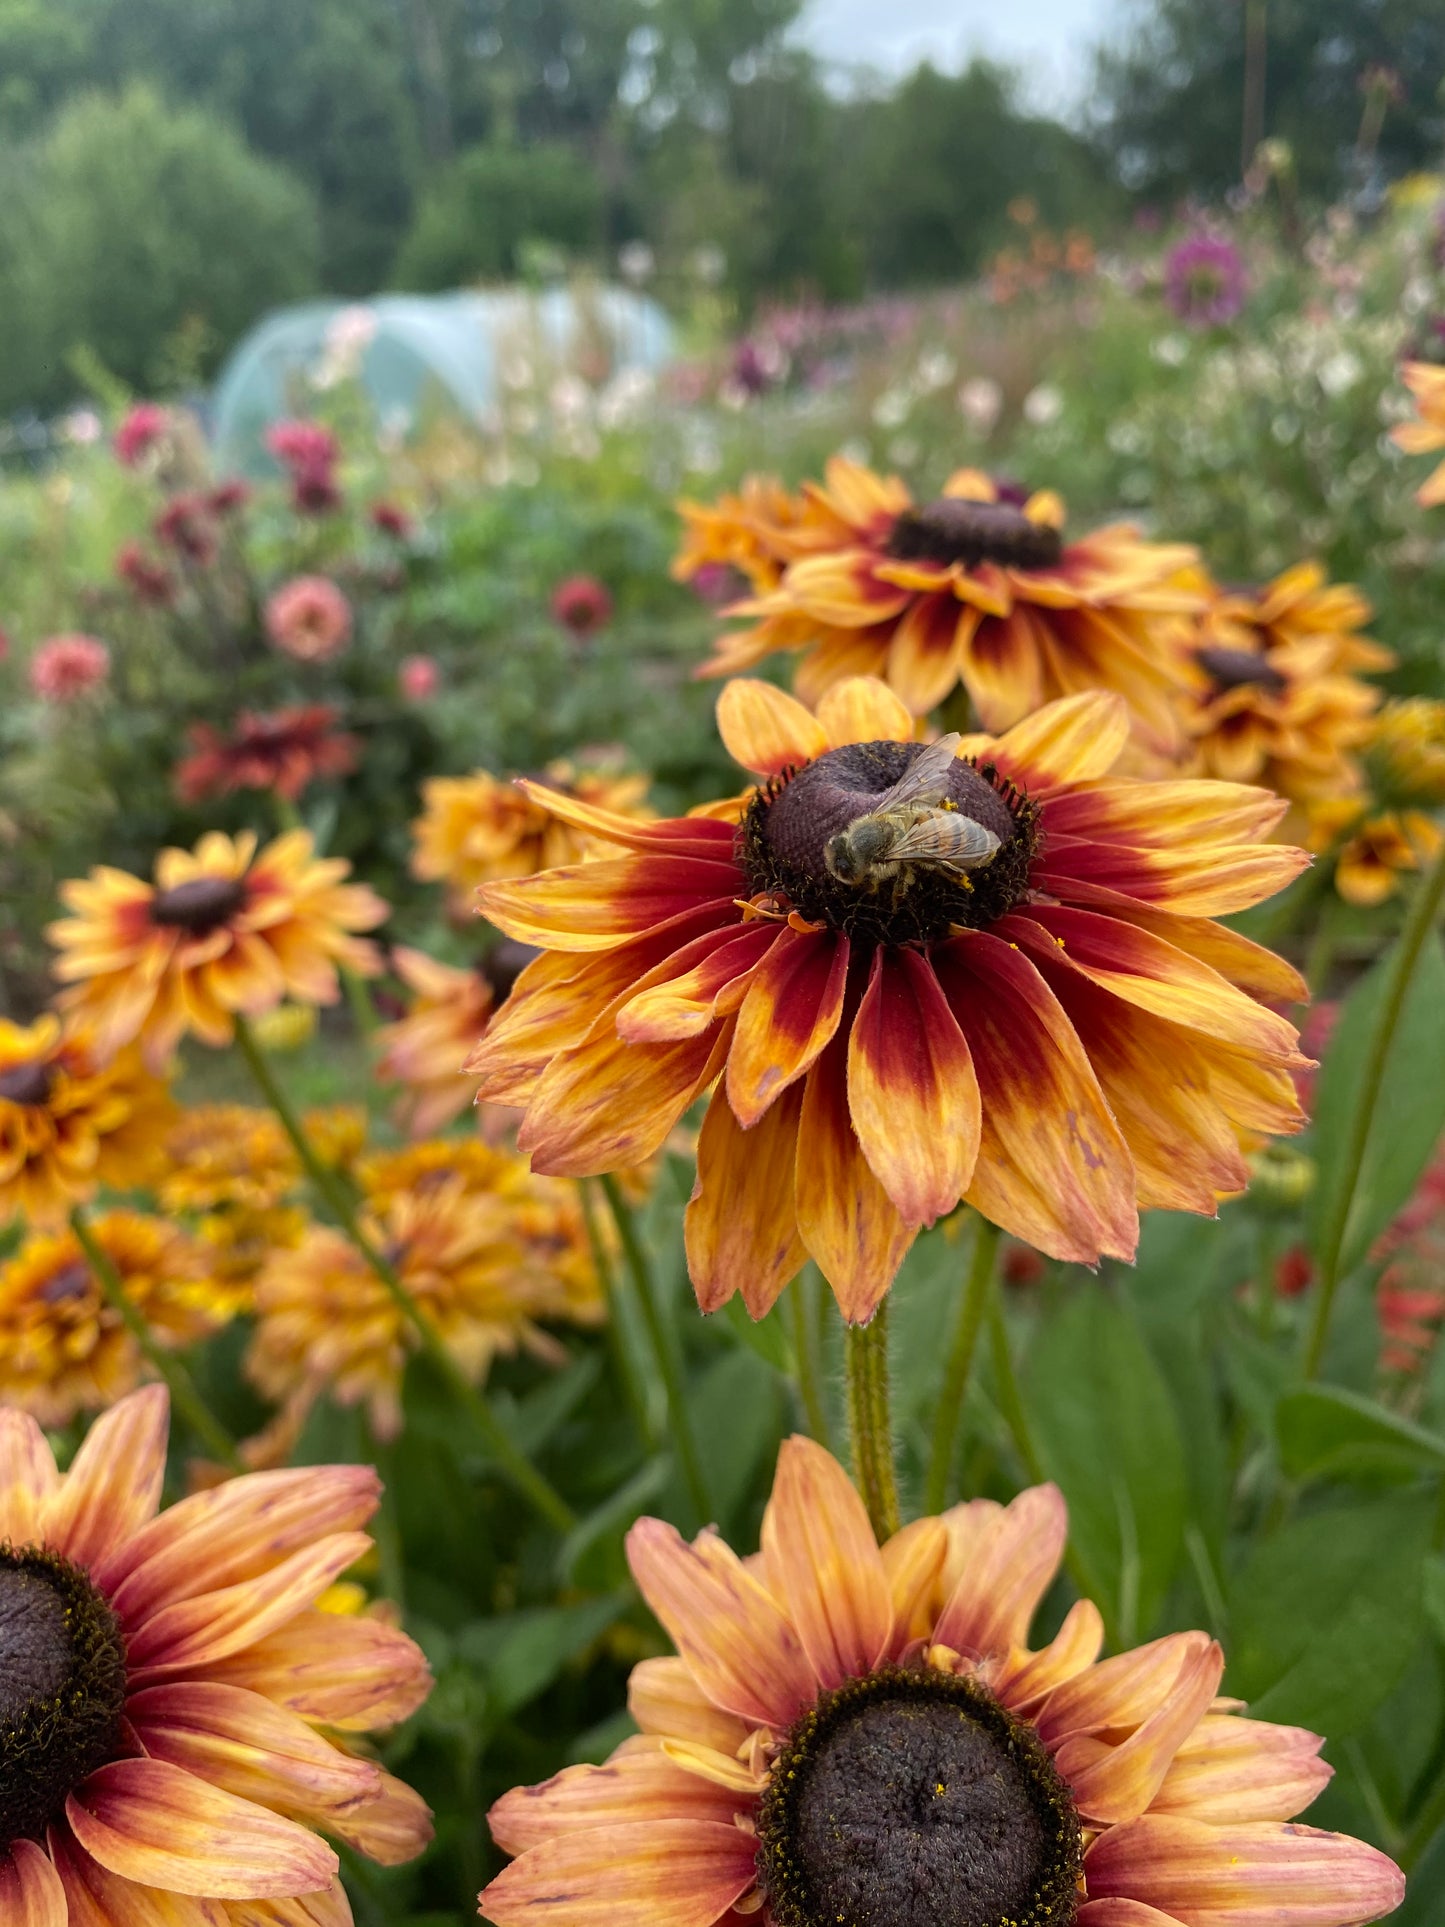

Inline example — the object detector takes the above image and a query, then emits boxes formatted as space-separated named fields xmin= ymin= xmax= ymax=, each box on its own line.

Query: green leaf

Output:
xmin=721 ymin=1292 xmax=792 ymax=1373
xmin=1227 ymin=1492 xmax=1431 ymax=1736
xmin=1422 ymin=1553 xmax=1445 ymax=1645
xmin=456 ymin=1594 xmax=627 ymax=1719
xmin=687 ymin=1348 xmax=786 ymax=1533
xmin=1021 ymin=1284 xmax=1187 ymax=1645
xmin=1277 ymin=1384 xmax=1445 ymax=1483
xmin=1306 ymin=930 xmax=1445 ymax=1278
xmin=558 ymin=1456 xmax=671 ymax=1591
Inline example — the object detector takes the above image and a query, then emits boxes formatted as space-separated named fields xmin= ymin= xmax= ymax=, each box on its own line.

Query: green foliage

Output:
xmin=395 ymin=140 xmax=605 ymax=289
xmin=1091 ymin=0 xmax=1445 ymax=201
xmin=840 ymin=63 xmax=1113 ymax=289
xmin=0 ymin=83 xmax=318 ymax=414
xmin=1306 ymin=932 xmax=1445 ymax=1282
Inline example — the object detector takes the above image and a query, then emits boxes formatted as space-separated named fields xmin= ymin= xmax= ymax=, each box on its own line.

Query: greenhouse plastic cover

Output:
xmin=212 ymin=286 xmax=676 ymax=472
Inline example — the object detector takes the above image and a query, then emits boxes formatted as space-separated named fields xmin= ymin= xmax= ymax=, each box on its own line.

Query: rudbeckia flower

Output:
xmin=412 ymin=765 xmax=653 ymax=916
xmin=0 ymin=1016 xmax=172 ymax=1227
xmin=468 ymin=678 xmax=1308 ymax=1321
xmin=248 ymin=1175 xmax=546 ymax=1440
xmin=48 ymin=831 xmax=387 ymax=1070
xmin=1307 ymin=797 xmax=1444 ymax=907
xmin=1176 ymin=572 xmax=1386 ymax=805
xmin=1391 ymin=360 xmax=1445 ymax=507
xmin=174 ymin=705 xmax=360 ymax=807
xmin=0 ymin=1384 xmax=432 ymax=1920
xmin=376 ymin=948 xmax=499 ymax=1135
xmin=694 ymin=462 xmax=1203 ymax=747
xmin=480 ymin=1439 xmax=1403 ymax=1927
xmin=672 ymin=476 xmax=820 ymax=596
xmin=0 ymin=1212 xmax=230 ymax=1426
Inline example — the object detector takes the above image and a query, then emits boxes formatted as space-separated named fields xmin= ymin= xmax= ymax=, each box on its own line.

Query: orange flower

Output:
xmin=468 ymin=677 xmax=1308 ymax=1321
xmin=412 ymin=763 xmax=652 ymax=915
xmin=48 ymin=830 xmax=387 ymax=1069
xmin=249 ymin=1175 xmax=543 ymax=1439
xmin=0 ymin=1211 xmax=231 ymax=1426
xmin=694 ymin=461 xmax=1203 ymax=746
xmin=672 ymin=476 xmax=823 ymax=595
xmin=376 ymin=947 xmax=497 ymax=1134
xmin=0 ymin=1016 xmax=172 ymax=1226
xmin=0 ymin=1385 xmax=432 ymax=1918
xmin=158 ymin=1105 xmax=299 ymax=1214
xmin=1391 ymin=359 xmax=1445 ymax=506
xmin=1177 ymin=565 xmax=1387 ymax=802
xmin=1307 ymin=797 xmax=1444 ymax=906
xmin=481 ymin=1439 xmax=1402 ymax=1927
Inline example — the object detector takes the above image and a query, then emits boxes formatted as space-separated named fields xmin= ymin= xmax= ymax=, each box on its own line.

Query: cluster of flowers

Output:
xmin=672 ymin=450 xmax=1445 ymax=910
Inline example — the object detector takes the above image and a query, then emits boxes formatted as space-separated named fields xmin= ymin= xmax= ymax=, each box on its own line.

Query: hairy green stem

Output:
xmin=69 ymin=1205 xmax=240 ymax=1467
xmin=233 ymin=1013 xmax=576 ymax=1532
xmin=846 ymin=1302 xmax=900 ymax=1540
xmin=1302 ymin=839 xmax=1445 ymax=1379
xmin=925 ymin=1215 xmax=1000 ymax=1513
xmin=599 ymin=1172 xmax=711 ymax=1526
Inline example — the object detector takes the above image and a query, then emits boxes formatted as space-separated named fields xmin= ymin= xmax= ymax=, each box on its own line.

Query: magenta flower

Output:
xmin=398 ymin=654 xmax=440 ymax=699
xmin=1164 ymin=234 xmax=1248 ymax=327
xmin=113 ymin=403 xmax=169 ymax=467
xmin=265 ymin=575 xmax=353 ymax=663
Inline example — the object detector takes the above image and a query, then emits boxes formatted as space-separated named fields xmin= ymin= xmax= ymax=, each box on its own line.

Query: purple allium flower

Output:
xmin=1163 ymin=234 xmax=1247 ymax=328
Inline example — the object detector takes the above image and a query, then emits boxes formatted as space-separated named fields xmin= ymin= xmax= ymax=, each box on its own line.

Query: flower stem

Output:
xmin=846 ymin=1302 xmax=900 ymax=1540
xmin=233 ymin=1013 xmax=576 ymax=1533
xmin=789 ymin=1269 xmax=832 ymax=1449
xmin=579 ymin=1179 xmax=657 ymax=1451
xmin=69 ymin=1205 xmax=240 ymax=1468
xmin=598 ymin=1172 xmax=711 ymax=1527
xmin=1302 ymin=837 xmax=1445 ymax=1380
xmin=925 ymin=1214 xmax=1000 ymax=1513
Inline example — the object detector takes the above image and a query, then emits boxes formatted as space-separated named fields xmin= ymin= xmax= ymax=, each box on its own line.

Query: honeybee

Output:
xmin=824 ymin=734 xmax=1001 ymax=901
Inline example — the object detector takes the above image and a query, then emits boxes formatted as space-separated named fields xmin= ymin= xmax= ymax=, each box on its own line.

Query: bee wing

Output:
xmin=887 ymin=814 xmax=1001 ymax=868
xmin=871 ymin=733 xmax=963 ymax=811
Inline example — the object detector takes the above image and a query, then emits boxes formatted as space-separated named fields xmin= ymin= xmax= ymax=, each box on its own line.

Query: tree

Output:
xmin=393 ymin=137 xmax=605 ymax=286
xmin=1091 ymin=0 xmax=1445 ymax=202
xmin=0 ymin=84 xmax=318 ymax=414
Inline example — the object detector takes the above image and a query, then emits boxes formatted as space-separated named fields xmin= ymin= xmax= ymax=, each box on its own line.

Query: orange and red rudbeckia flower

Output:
xmin=480 ymin=1437 xmax=1403 ymax=1927
xmin=47 ymin=831 xmax=387 ymax=1071
xmin=0 ymin=1015 xmax=172 ymax=1227
xmin=0 ymin=1383 xmax=432 ymax=1924
xmin=467 ymin=677 xmax=1309 ymax=1322
xmin=692 ymin=461 xmax=1204 ymax=751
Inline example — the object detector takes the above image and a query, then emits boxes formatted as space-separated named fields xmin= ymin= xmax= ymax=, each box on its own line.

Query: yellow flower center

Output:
xmin=757 ymin=1667 xmax=1081 ymax=1927
xmin=0 ymin=1061 xmax=55 ymax=1108
xmin=741 ymin=741 xmax=1039 ymax=946
xmin=884 ymin=498 xmax=1062 ymax=572
xmin=0 ymin=1547 xmax=128 ymax=1845
xmin=151 ymin=874 xmax=249 ymax=932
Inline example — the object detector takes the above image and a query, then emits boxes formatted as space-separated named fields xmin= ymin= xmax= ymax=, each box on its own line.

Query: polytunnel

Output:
xmin=211 ymin=285 xmax=677 ymax=473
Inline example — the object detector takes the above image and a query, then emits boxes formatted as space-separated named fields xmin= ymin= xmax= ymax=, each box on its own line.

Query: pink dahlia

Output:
xmin=30 ymin=636 xmax=111 ymax=703
xmin=398 ymin=654 xmax=440 ymax=700
xmin=1163 ymin=234 xmax=1248 ymax=328
xmin=550 ymin=574 xmax=613 ymax=638
xmin=264 ymin=576 xmax=353 ymax=664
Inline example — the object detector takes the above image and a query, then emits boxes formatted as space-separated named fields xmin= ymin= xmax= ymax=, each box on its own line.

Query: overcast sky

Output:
xmin=793 ymin=0 xmax=1134 ymax=114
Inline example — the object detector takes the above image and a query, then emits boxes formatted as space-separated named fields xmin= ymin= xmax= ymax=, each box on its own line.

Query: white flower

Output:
xmin=1150 ymin=333 xmax=1189 ymax=367
xmin=956 ymin=376 xmax=1002 ymax=432
xmin=1317 ymin=350 xmax=1362 ymax=397
xmin=1022 ymin=382 xmax=1063 ymax=425
xmin=618 ymin=241 xmax=655 ymax=283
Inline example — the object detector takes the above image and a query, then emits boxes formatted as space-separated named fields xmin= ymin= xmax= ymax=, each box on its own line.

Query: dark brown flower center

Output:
xmin=740 ymin=740 xmax=1039 ymax=946
xmin=150 ymin=874 xmax=248 ymax=932
xmin=0 ymin=1061 xmax=54 ymax=1107
xmin=40 ymin=1262 xmax=94 ymax=1306
xmin=0 ymin=1546 xmax=128 ymax=1845
xmin=758 ymin=1667 xmax=1081 ymax=1927
xmin=884 ymin=498 xmax=1062 ymax=572
xmin=1196 ymin=644 xmax=1287 ymax=696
